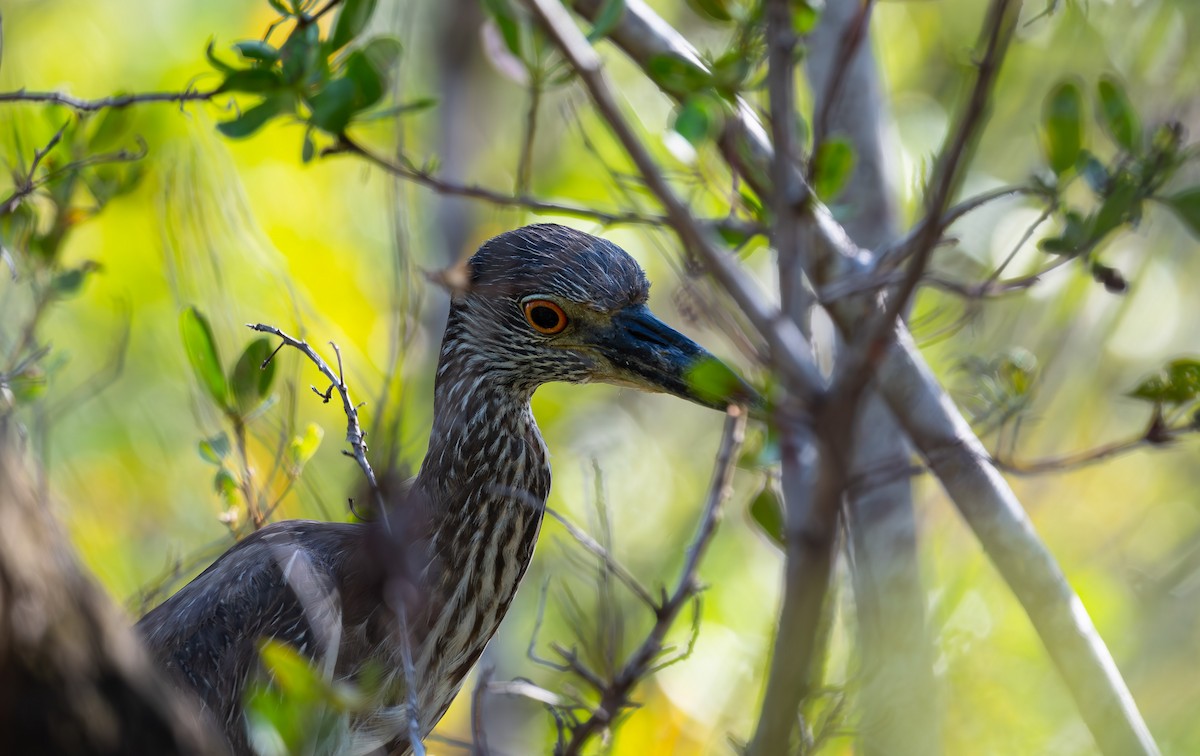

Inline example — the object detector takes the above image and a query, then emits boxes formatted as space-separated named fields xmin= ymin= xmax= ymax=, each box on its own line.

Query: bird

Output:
xmin=136 ymin=223 xmax=752 ymax=754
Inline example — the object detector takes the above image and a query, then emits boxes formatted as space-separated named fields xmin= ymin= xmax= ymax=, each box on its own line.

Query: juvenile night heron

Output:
xmin=137 ymin=224 xmax=749 ymax=754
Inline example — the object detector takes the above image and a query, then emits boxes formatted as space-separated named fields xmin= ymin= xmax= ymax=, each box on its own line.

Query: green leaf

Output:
xmin=259 ymin=641 xmax=326 ymax=703
xmin=50 ymin=261 xmax=100 ymax=298
xmin=214 ymin=467 xmax=239 ymax=508
xmin=217 ymin=95 xmax=291 ymax=139
xmin=588 ymin=0 xmax=626 ymax=41
xmin=217 ymin=68 xmax=284 ymax=94
xmin=360 ymin=36 xmax=404 ymax=79
xmin=812 ymin=137 xmax=855 ymax=201
xmin=481 ymin=0 xmax=522 ymax=56
xmin=685 ymin=356 xmax=748 ymax=406
xmin=711 ymin=51 xmax=751 ymax=95
xmin=230 ymin=338 xmax=278 ymax=416
xmin=87 ymin=106 xmax=132 ymax=151
xmin=234 ymin=40 xmax=281 ymax=63
xmin=308 ymin=78 xmax=358 ymax=134
xmin=673 ymin=97 xmax=712 ymax=146
xmin=330 ymin=0 xmax=379 ymax=52
xmin=647 ymin=53 xmax=712 ymax=96
xmin=748 ymin=481 xmax=784 ymax=547
xmin=199 ymin=432 xmax=231 ymax=466
xmin=302 ymin=130 xmax=315 ymax=163
xmin=343 ymin=51 xmax=385 ymax=109
xmin=180 ymin=306 xmax=230 ymax=409
xmin=280 ymin=23 xmax=320 ymax=84
xmin=792 ymin=0 xmax=821 ymax=34
xmin=1077 ymin=151 xmax=1108 ymax=195
xmin=288 ymin=422 xmax=325 ymax=470
xmin=685 ymin=0 xmax=733 ymax=22
xmin=1042 ymin=81 xmax=1083 ymax=175
xmin=1163 ymin=187 xmax=1200 ymax=239
xmin=206 ymin=39 xmax=237 ymax=74
xmin=1129 ymin=359 xmax=1200 ymax=405
xmin=1097 ymin=76 xmax=1139 ymax=153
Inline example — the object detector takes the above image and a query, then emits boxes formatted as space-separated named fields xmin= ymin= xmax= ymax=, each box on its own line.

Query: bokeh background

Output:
xmin=3 ymin=0 xmax=1200 ymax=752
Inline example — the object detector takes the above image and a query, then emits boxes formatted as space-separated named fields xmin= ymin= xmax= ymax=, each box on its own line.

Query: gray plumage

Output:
xmin=137 ymin=224 xmax=748 ymax=754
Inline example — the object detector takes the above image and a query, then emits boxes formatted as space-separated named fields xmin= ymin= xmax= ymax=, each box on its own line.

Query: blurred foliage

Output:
xmin=4 ymin=0 xmax=1200 ymax=754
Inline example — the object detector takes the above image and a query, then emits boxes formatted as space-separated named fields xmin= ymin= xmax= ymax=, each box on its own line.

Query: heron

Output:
xmin=137 ymin=224 xmax=751 ymax=754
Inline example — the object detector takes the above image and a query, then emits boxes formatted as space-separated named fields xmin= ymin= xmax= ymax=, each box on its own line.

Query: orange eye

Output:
xmin=522 ymin=299 xmax=568 ymax=334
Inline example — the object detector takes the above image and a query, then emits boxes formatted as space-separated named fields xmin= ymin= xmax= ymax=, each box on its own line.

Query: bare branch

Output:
xmin=545 ymin=507 xmax=656 ymax=608
xmin=0 ymin=88 xmax=216 ymax=112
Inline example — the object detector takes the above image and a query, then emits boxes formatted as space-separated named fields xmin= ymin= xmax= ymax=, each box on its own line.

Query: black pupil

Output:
xmin=530 ymin=305 xmax=561 ymax=330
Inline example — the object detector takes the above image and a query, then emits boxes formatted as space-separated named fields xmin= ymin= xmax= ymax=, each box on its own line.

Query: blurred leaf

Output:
xmin=711 ymin=50 xmax=750 ymax=95
xmin=231 ymin=338 xmax=277 ymax=416
xmin=1162 ymin=187 xmax=1200 ymax=239
xmin=792 ymin=0 xmax=821 ymax=34
xmin=360 ymin=36 xmax=403 ymax=79
xmin=685 ymin=0 xmax=733 ymax=22
xmin=685 ymin=356 xmax=746 ymax=406
xmin=260 ymin=641 xmax=325 ymax=702
xmin=343 ymin=52 xmax=385 ymax=109
xmin=749 ymin=480 xmax=784 ymax=547
xmin=180 ymin=306 xmax=229 ymax=409
xmin=1092 ymin=172 xmax=1140 ymax=238
xmin=233 ymin=40 xmax=280 ymax=63
xmin=1130 ymin=359 xmax=1200 ymax=405
xmin=812 ymin=137 xmax=855 ymax=201
xmin=214 ymin=467 xmax=239 ymax=503
xmin=588 ymin=0 xmax=626 ymax=41
xmin=267 ymin=0 xmax=292 ymax=17
xmin=1042 ymin=81 xmax=1083 ymax=175
xmin=217 ymin=68 xmax=284 ymax=94
xmin=647 ymin=53 xmax=711 ymax=96
xmin=199 ymin=433 xmax=231 ymax=466
xmin=281 ymin=23 xmax=321 ymax=84
xmin=302 ymin=130 xmax=315 ymax=163
xmin=50 ymin=261 xmax=100 ymax=299
xmin=673 ymin=96 xmax=715 ymax=145
xmin=1097 ymin=76 xmax=1139 ymax=153
xmin=330 ymin=0 xmax=379 ymax=52
xmin=308 ymin=78 xmax=358 ymax=134
xmin=1077 ymin=151 xmax=1108 ymax=195
xmin=217 ymin=95 xmax=291 ymax=138
xmin=87 ymin=107 xmax=132 ymax=151
xmin=480 ymin=0 xmax=523 ymax=58
xmin=206 ymin=39 xmax=237 ymax=73
xmin=289 ymin=423 xmax=325 ymax=470
xmin=1090 ymin=261 xmax=1128 ymax=294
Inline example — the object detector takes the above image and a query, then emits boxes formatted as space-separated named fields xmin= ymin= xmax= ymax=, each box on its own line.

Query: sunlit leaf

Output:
xmin=1162 ymin=187 xmax=1200 ymax=239
xmin=330 ymin=0 xmax=379 ymax=52
xmin=288 ymin=423 xmax=325 ymax=470
xmin=685 ymin=356 xmax=748 ymax=407
xmin=230 ymin=337 xmax=278 ymax=416
xmin=1097 ymin=76 xmax=1139 ymax=153
xmin=647 ymin=53 xmax=712 ymax=96
xmin=1129 ymin=359 xmax=1200 ymax=405
xmin=1042 ymin=81 xmax=1083 ymax=175
xmin=180 ymin=306 xmax=229 ymax=408
xmin=812 ymin=137 xmax=855 ymax=202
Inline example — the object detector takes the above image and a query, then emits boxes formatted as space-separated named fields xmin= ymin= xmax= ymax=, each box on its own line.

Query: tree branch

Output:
xmin=0 ymin=88 xmax=216 ymax=112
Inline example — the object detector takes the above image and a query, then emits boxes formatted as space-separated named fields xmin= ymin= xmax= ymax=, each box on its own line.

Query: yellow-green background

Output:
xmin=3 ymin=0 xmax=1200 ymax=752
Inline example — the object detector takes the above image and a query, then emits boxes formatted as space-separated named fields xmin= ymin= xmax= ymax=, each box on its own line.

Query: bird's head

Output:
xmin=442 ymin=224 xmax=755 ymax=410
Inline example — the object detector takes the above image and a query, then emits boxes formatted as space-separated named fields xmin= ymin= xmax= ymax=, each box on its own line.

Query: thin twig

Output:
xmin=545 ymin=508 xmax=656 ymax=608
xmin=0 ymin=88 xmax=216 ymax=112
xmin=246 ymin=323 xmax=384 ymax=515
xmin=995 ymin=419 xmax=1196 ymax=475
xmin=560 ymin=406 xmax=747 ymax=754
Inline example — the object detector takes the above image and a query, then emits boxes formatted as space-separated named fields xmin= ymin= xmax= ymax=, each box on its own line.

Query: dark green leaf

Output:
xmin=711 ymin=51 xmax=751 ymax=95
xmin=1097 ymin=76 xmax=1139 ymax=153
xmin=749 ymin=481 xmax=784 ymax=547
xmin=280 ymin=23 xmax=320 ymax=84
xmin=588 ymin=0 xmax=626 ymax=41
xmin=1091 ymin=172 xmax=1139 ymax=239
xmin=180 ymin=306 xmax=229 ymax=409
xmin=87 ymin=106 xmax=132 ymax=151
xmin=233 ymin=40 xmax=280 ymax=63
xmin=216 ymin=68 xmax=284 ymax=94
xmin=267 ymin=0 xmax=291 ymax=17
xmin=1163 ymin=187 xmax=1200 ymax=239
xmin=206 ymin=39 xmax=237 ymax=74
xmin=230 ymin=338 xmax=278 ymax=416
xmin=481 ymin=0 xmax=522 ymax=57
xmin=216 ymin=95 xmax=290 ymax=139
xmin=360 ymin=36 xmax=403 ymax=78
xmin=308 ymin=78 xmax=358 ymax=134
xmin=343 ymin=51 xmax=385 ymax=109
xmin=1042 ymin=81 xmax=1083 ymax=175
xmin=302 ymin=130 xmax=315 ymax=163
xmin=647 ymin=54 xmax=712 ymax=96
xmin=812 ymin=137 xmax=855 ymax=201
xmin=330 ymin=0 xmax=379 ymax=52
xmin=1130 ymin=359 xmax=1200 ymax=405
xmin=50 ymin=261 xmax=100 ymax=298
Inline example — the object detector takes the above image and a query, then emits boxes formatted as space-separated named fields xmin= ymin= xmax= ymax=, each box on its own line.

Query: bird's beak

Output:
xmin=593 ymin=304 xmax=760 ymax=411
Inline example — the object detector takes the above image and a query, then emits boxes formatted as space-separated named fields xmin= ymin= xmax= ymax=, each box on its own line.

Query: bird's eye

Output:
xmin=522 ymin=299 xmax=568 ymax=334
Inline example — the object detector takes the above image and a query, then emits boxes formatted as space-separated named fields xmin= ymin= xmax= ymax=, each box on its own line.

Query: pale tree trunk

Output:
xmin=805 ymin=2 xmax=941 ymax=754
